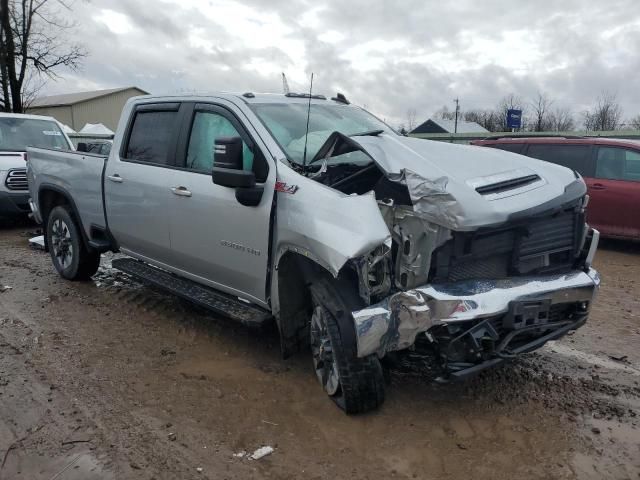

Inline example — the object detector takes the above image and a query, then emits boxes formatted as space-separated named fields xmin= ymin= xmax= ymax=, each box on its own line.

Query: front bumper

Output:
xmin=352 ymin=268 xmax=600 ymax=359
xmin=0 ymin=190 xmax=30 ymax=217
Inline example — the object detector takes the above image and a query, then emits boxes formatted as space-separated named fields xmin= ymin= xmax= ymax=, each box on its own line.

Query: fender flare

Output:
xmin=38 ymin=183 xmax=91 ymax=250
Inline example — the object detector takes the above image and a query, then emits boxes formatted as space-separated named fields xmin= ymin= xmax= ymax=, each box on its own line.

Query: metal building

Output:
xmin=26 ymin=86 xmax=149 ymax=132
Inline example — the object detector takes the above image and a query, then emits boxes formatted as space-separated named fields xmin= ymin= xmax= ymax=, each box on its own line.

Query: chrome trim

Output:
xmin=5 ymin=168 xmax=28 ymax=190
xmin=352 ymin=268 xmax=600 ymax=358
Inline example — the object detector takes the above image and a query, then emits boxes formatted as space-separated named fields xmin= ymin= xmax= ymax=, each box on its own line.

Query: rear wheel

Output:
xmin=310 ymin=279 xmax=385 ymax=414
xmin=46 ymin=205 xmax=100 ymax=280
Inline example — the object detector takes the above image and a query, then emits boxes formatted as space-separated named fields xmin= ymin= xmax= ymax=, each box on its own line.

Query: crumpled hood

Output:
xmin=354 ymin=134 xmax=584 ymax=230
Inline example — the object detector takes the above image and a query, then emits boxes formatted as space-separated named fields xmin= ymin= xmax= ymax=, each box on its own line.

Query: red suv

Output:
xmin=471 ymin=137 xmax=640 ymax=240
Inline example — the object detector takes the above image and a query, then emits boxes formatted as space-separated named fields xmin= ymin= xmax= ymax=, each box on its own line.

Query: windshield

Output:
xmin=0 ymin=117 xmax=70 ymax=151
xmin=249 ymin=102 xmax=394 ymax=165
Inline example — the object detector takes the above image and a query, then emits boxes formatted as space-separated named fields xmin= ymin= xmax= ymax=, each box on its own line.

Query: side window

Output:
xmin=125 ymin=110 xmax=178 ymax=164
xmin=596 ymin=147 xmax=640 ymax=181
xmin=490 ymin=143 xmax=523 ymax=154
xmin=526 ymin=144 xmax=591 ymax=175
xmin=186 ymin=111 xmax=254 ymax=173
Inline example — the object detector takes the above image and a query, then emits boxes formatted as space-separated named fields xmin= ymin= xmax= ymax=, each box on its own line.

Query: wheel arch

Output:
xmin=272 ymin=250 xmax=362 ymax=358
xmin=38 ymin=184 xmax=91 ymax=251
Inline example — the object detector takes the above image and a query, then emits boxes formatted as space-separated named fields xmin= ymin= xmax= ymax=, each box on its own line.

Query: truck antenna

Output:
xmin=302 ymin=72 xmax=314 ymax=171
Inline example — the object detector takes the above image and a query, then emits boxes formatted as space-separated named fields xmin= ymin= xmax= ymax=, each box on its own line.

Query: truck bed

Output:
xmin=27 ymin=147 xmax=107 ymax=238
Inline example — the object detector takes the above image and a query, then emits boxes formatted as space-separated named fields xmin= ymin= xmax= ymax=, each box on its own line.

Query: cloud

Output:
xmin=42 ymin=0 xmax=640 ymax=127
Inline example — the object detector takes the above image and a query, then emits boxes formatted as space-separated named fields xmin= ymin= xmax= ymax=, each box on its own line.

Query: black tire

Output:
xmin=310 ymin=278 xmax=385 ymax=414
xmin=46 ymin=205 xmax=100 ymax=280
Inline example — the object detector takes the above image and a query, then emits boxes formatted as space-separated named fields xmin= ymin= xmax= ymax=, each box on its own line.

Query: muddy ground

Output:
xmin=0 ymin=223 xmax=639 ymax=480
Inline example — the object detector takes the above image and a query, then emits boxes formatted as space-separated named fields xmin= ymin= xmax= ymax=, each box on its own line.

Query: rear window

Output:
xmin=125 ymin=110 xmax=177 ymax=164
xmin=596 ymin=147 xmax=640 ymax=182
xmin=526 ymin=144 xmax=591 ymax=175
xmin=0 ymin=117 xmax=69 ymax=151
xmin=489 ymin=143 xmax=524 ymax=154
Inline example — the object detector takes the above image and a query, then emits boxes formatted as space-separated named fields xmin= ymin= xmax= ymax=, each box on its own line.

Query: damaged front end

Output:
xmin=306 ymin=131 xmax=601 ymax=380
xmin=353 ymin=267 xmax=600 ymax=379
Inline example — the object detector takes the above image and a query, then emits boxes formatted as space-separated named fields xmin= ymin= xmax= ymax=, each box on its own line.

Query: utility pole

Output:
xmin=453 ymin=97 xmax=460 ymax=133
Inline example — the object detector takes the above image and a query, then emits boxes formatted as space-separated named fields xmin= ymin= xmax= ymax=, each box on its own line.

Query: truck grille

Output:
xmin=5 ymin=168 xmax=28 ymax=191
xmin=432 ymin=208 xmax=582 ymax=283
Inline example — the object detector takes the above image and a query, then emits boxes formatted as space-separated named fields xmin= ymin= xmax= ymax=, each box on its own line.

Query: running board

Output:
xmin=111 ymin=258 xmax=273 ymax=328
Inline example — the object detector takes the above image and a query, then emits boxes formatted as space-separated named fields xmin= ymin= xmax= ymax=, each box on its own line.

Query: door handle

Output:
xmin=591 ymin=183 xmax=606 ymax=190
xmin=171 ymin=186 xmax=192 ymax=197
xmin=107 ymin=174 xmax=123 ymax=183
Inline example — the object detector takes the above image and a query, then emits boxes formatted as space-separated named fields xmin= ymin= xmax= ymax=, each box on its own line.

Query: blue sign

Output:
xmin=507 ymin=109 xmax=522 ymax=129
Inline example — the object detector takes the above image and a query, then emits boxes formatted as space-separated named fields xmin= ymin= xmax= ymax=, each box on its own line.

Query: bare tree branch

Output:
xmin=0 ymin=0 xmax=85 ymax=112
xmin=583 ymin=91 xmax=623 ymax=131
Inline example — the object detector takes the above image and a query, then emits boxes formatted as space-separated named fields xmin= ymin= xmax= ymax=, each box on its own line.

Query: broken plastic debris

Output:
xmin=232 ymin=450 xmax=246 ymax=458
xmin=0 ymin=285 xmax=12 ymax=293
xmin=196 ymin=467 xmax=203 ymax=473
xmin=29 ymin=235 xmax=46 ymax=250
xmin=250 ymin=446 xmax=274 ymax=460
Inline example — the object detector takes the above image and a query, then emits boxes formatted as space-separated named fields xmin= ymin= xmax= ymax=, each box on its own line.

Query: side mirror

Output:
xmin=76 ymin=142 xmax=88 ymax=152
xmin=212 ymin=136 xmax=255 ymax=188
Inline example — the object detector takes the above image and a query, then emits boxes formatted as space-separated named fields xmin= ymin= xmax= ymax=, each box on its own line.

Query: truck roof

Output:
xmin=0 ymin=112 xmax=61 ymax=122
xmin=131 ymin=92 xmax=351 ymax=106
xmin=472 ymin=136 xmax=640 ymax=150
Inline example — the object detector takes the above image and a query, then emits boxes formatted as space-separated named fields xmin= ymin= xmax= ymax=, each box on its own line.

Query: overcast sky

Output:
xmin=44 ymin=0 xmax=640 ymax=127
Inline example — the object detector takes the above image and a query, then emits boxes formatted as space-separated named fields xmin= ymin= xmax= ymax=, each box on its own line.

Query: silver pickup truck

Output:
xmin=27 ymin=92 xmax=600 ymax=413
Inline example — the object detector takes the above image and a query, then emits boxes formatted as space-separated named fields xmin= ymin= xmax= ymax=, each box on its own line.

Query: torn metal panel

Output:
xmin=386 ymin=169 xmax=466 ymax=230
xmin=352 ymin=268 xmax=600 ymax=358
xmin=381 ymin=204 xmax=452 ymax=290
xmin=352 ymin=243 xmax=392 ymax=305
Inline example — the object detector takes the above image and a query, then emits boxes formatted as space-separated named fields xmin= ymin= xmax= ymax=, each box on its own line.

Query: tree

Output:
xmin=629 ymin=114 xmax=640 ymax=130
xmin=548 ymin=106 xmax=575 ymax=132
xmin=433 ymin=105 xmax=456 ymax=121
xmin=0 ymin=0 xmax=85 ymax=112
xmin=529 ymin=92 xmax=553 ymax=132
xmin=405 ymin=108 xmax=417 ymax=132
xmin=463 ymin=109 xmax=502 ymax=132
xmin=496 ymin=94 xmax=525 ymax=131
xmin=583 ymin=92 xmax=623 ymax=131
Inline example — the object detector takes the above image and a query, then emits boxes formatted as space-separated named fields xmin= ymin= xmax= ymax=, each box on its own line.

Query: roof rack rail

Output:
xmin=285 ymin=92 xmax=326 ymax=100
xmin=481 ymin=134 xmax=587 ymax=141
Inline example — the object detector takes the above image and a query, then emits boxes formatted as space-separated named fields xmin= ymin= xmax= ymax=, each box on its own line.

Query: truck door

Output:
xmin=104 ymin=103 xmax=181 ymax=262
xmin=587 ymin=146 xmax=640 ymax=239
xmin=167 ymin=102 xmax=275 ymax=306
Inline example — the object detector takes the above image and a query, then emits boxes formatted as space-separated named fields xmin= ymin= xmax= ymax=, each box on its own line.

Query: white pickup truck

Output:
xmin=27 ymin=92 xmax=600 ymax=413
xmin=0 ymin=113 xmax=73 ymax=220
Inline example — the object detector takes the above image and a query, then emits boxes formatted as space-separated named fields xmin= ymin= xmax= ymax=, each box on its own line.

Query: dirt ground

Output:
xmin=1 ymin=222 xmax=639 ymax=480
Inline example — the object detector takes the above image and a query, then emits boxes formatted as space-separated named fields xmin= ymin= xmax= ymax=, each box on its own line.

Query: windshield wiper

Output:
xmin=350 ymin=129 xmax=384 ymax=137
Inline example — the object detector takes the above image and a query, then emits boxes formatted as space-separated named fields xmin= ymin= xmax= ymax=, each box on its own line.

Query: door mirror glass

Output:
xmin=76 ymin=142 xmax=88 ymax=152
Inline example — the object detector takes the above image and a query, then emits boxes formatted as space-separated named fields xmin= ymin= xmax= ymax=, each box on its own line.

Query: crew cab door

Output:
xmin=104 ymin=103 xmax=181 ymax=262
xmin=586 ymin=145 xmax=640 ymax=239
xmin=167 ymin=102 xmax=275 ymax=306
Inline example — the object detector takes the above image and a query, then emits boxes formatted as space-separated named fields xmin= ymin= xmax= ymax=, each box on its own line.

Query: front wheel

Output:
xmin=310 ymin=279 xmax=385 ymax=414
xmin=46 ymin=205 xmax=100 ymax=280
